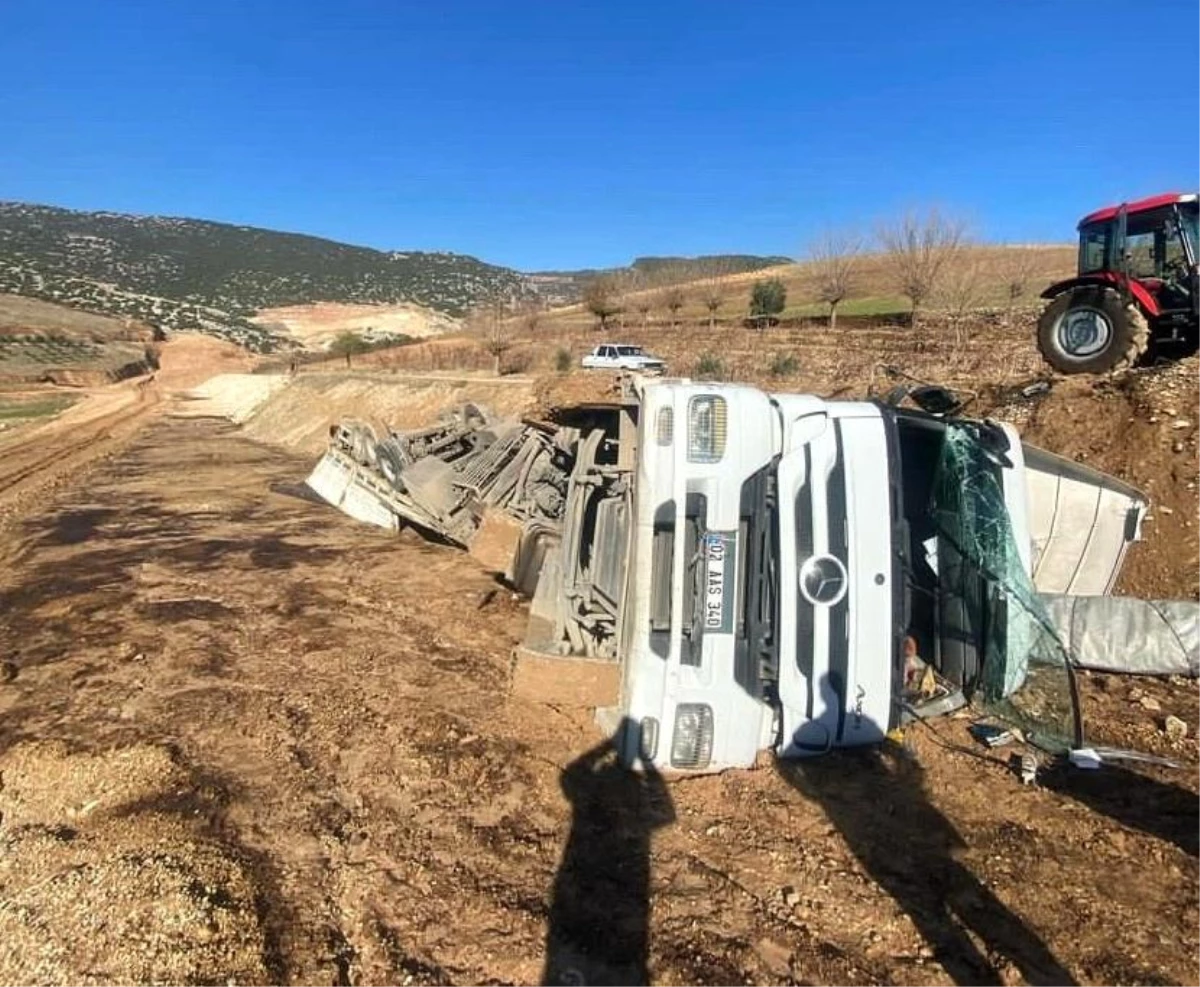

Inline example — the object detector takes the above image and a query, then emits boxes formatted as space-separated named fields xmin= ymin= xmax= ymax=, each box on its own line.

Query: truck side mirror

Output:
xmin=910 ymin=385 xmax=963 ymax=416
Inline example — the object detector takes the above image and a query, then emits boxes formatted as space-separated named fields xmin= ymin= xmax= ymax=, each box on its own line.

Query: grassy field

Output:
xmin=0 ymin=393 xmax=78 ymax=421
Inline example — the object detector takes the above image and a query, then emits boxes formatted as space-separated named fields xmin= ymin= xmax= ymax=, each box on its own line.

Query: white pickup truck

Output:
xmin=310 ymin=377 xmax=1153 ymax=773
xmin=580 ymin=344 xmax=666 ymax=374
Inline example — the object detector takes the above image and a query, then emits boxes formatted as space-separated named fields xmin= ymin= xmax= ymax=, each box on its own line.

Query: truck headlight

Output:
xmin=670 ymin=703 xmax=714 ymax=769
xmin=687 ymin=396 xmax=727 ymax=463
xmin=655 ymin=407 xmax=674 ymax=446
xmin=639 ymin=717 xmax=660 ymax=761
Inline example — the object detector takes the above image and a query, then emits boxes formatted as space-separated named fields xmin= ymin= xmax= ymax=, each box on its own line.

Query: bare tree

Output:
xmin=633 ymin=293 xmax=653 ymax=328
xmin=582 ymin=276 xmax=622 ymax=331
xmin=937 ymin=255 xmax=986 ymax=357
xmin=697 ymin=260 xmax=734 ymax=329
xmin=659 ymin=285 xmax=686 ymax=328
xmin=518 ymin=297 xmax=544 ymax=334
xmin=466 ymin=299 xmax=512 ymax=375
xmin=878 ymin=209 xmax=967 ymax=328
xmin=996 ymin=246 xmax=1042 ymax=325
xmin=806 ymin=230 xmax=861 ymax=329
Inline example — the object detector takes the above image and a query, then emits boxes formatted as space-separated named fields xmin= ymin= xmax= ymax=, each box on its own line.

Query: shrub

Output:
xmin=696 ymin=353 xmax=726 ymax=379
xmin=554 ymin=346 xmax=572 ymax=374
xmin=501 ymin=348 xmax=533 ymax=375
xmin=749 ymin=278 xmax=787 ymax=329
xmin=769 ymin=353 xmax=799 ymax=377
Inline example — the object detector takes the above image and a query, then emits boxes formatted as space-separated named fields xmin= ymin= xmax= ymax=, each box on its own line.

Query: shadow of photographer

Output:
xmin=776 ymin=733 xmax=1076 ymax=986
xmin=542 ymin=719 xmax=675 ymax=986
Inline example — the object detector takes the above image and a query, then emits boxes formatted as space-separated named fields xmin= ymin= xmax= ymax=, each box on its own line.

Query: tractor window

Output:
xmin=1182 ymin=210 xmax=1199 ymax=260
xmin=1124 ymin=229 xmax=1157 ymax=279
xmin=1163 ymin=226 xmax=1190 ymax=272
xmin=1078 ymin=225 xmax=1109 ymax=273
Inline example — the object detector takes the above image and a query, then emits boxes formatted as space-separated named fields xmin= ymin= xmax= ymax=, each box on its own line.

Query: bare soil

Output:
xmin=0 ymin=320 xmax=1195 ymax=986
xmin=251 ymin=302 xmax=458 ymax=351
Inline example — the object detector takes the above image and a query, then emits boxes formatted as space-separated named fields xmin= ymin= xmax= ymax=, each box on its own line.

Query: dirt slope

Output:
xmin=241 ymin=371 xmax=536 ymax=455
xmin=252 ymin=302 xmax=458 ymax=351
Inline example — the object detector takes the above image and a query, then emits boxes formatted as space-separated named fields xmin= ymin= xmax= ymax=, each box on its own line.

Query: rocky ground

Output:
xmin=0 ymin=321 xmax=1195 ymax=986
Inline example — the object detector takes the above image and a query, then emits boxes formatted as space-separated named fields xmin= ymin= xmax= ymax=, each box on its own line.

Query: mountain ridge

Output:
xmin=0 ymin=201 xmax=792 ymax=349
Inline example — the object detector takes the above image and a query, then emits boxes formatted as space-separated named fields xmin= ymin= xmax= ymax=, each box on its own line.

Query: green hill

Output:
xmin=0 ymin=202 xmax=528 ymax=351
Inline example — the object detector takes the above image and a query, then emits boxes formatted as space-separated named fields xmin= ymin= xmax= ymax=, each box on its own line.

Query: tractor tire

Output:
xmin=1037 ymin=288 xmax=1149 ymax=375
xmin=374 ymin=438 xmax=408 ymax=491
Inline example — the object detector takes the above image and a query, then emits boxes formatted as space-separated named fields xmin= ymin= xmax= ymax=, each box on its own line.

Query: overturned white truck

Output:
xmin=308 ymin=377 xmax=1190 ymax=772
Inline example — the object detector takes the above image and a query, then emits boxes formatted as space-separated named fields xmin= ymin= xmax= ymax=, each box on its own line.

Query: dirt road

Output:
xmin=0 ymin=334 xmax=254 ymax=521
xmin=0 ymin=408 xmax=1195 ymax=985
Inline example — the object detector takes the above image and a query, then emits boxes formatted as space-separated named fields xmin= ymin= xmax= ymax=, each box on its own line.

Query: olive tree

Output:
xmin=329 ymin=331 xmax=369 ymax=367
xmin=749 ymin=277 xmax=787 ymax=331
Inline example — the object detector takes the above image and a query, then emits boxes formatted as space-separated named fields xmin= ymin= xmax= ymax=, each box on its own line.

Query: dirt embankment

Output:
xmin=986 ymin=356 xmax=1199 ymax=601
xmin=241 ymin=372 xmax=537 ymax=455
xmin=252 ymin=302 xmax=459 ymax=351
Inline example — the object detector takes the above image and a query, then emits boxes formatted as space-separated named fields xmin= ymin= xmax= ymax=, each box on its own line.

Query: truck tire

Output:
xmin=1037 ymin=288 xmax=1149 ymax=374
xmin=350 ymin=423 xmax=377 ymax=466
xmin=375 ymin=439 xmax=407 ymax=491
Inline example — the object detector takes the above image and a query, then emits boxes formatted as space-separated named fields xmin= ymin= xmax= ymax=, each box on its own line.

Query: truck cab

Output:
xmin=600 ymin=379 xmax=1144 ymax=772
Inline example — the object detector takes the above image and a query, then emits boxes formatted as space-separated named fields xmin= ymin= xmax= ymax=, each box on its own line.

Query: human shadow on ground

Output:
xmin=776 ymin=738 xmax=1077 ymax=986
xmin=1040 ymin=760 xmax=1199 ymax=857
xmin=542 ymin=720 xmax=675 ymax=986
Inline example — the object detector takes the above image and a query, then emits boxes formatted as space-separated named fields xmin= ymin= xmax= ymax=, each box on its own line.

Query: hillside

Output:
xmin=0 ymin=293 xmax=156 ymax=387
xmin=537 ymin=243 xmax=1077 ymax=331
xmin=0 ymin=202 xmax=528 ymax=351
xmin=528 ymin=253 xmax=793 ymax=305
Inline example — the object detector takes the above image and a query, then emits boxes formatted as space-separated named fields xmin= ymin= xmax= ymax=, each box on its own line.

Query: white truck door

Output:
xmin=1021 ymin=444 xmax=1148 ymax=596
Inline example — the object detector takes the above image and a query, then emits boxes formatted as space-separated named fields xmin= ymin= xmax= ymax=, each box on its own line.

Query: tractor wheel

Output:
xmin=374 ymin=439 xmax=408 ymax=491
xmin=1037 ymin=288 xmax=1149 ymax=374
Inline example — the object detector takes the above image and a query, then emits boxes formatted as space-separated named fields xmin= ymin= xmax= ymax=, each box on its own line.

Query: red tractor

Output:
xmin=1038 ymin=192 xmax=1198 ymax=374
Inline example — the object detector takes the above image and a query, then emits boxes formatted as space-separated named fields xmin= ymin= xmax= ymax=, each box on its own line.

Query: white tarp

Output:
xmin=1040 ymin=594 xmax=1200 ymax=677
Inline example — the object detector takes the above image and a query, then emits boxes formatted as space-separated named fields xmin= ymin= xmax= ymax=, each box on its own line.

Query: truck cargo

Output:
xmin=307 ymin=375 xmax=1155 ymax=772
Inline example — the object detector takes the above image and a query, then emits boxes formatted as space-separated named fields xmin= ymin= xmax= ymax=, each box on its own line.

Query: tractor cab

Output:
xmin=1038 ymin=192 xmax=1199 ymax=374
xmin=1077 ymin=196 xmax=1198 ymax=319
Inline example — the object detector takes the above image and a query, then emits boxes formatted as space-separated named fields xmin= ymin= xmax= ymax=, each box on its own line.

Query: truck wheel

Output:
xmin=375 ymin=439 xmax=407 ymax=491
xmin=1037 ymin=288 xmax=1149 ymax=374
xmin=350 ymin=423 xmax=377 ymax=466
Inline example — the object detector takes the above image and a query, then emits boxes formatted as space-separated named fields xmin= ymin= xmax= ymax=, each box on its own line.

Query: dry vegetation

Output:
xmin=0 ymin=293 xmax=158 ymax=387
xmin=287 ymin=240 xmax=1075 ymax=385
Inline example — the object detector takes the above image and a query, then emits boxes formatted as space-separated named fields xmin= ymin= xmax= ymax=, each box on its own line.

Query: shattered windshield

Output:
xmin=930 ymin=423 xmax=1082 ymax=751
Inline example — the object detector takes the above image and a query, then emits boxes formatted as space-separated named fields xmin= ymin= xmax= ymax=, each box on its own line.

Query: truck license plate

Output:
xmin=703 ymin=532 xmax=735 ymax=633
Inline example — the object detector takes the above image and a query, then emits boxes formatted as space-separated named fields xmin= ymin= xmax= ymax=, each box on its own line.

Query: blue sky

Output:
xmin=1 ymin=0 xmax=1196 ymax=270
